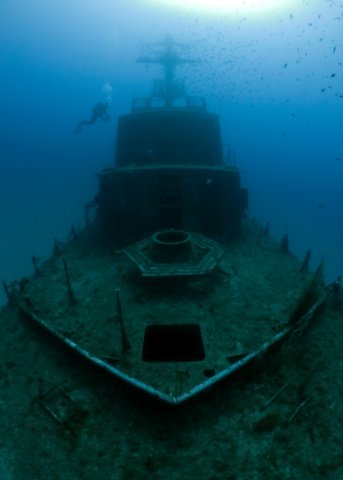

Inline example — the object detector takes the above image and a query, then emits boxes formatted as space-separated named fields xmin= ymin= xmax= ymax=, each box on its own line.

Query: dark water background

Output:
xmin=1 ymin=0 xmax=342 ymax=306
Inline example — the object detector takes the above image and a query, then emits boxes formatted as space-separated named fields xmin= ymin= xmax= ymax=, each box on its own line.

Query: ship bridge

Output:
xmin=96 ymin=37 xmax=247 ymax=241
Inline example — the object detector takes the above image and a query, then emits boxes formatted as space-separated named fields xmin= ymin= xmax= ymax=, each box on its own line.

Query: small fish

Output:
xmin=333 ymin=46 xmax=337 ymax=53
xmin=283 ymin=63 xmax=288 ymax=68
xmin=331 ymin=73 xmax=336 ymax=78
xmin=318 ymin=205 xmax=324 ymax=209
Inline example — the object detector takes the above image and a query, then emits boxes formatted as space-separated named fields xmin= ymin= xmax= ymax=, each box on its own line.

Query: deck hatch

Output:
xmin=142 ymin=324 xmax=205 ymax=362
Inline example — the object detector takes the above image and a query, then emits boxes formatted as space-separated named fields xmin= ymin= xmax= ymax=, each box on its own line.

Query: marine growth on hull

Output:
xmin=20 ymin=221 xmax=316 ymax=399
xmin=4 ymin=37 xmax=334 ymax=405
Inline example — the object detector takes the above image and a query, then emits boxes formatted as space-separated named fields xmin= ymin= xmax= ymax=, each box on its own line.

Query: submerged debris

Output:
xmin=38 ymin=377 xmax=86 ymax=436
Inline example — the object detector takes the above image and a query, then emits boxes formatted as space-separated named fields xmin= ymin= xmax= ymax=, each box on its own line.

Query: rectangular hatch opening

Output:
xmin=142 ymin=324 xmax=205 ymax=362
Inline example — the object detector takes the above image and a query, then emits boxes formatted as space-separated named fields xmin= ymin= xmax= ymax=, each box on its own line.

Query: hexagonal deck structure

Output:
xmin=123 ymin=231 xmax=225 ymax=277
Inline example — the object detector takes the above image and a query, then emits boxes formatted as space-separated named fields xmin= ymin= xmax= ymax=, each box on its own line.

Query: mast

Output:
xmin=137 ymin=35 xmax=197 ymax=108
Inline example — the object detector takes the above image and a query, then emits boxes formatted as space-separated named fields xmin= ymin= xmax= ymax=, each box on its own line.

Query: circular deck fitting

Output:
xmin=152 ymin=230 xmax=191 ymax=263
xmin=152 ymin=229 xmax=190 ymax=247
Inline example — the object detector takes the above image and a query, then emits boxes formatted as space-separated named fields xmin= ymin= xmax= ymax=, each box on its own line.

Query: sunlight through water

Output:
xmin=156 ymin=0 xmax=296 ymax=15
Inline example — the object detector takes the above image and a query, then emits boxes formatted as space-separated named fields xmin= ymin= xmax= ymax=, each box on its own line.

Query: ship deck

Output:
xmin=19 ymin=221 xmax=311 ymax=401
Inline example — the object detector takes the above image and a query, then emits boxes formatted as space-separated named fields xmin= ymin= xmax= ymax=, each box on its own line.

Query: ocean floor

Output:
xmin=0 ymin=224 xmax=342 ymax=480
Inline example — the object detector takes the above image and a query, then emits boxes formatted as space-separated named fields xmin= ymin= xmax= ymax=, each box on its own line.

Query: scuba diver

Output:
xmin=74 ymin=102 xmax=110 ymax=134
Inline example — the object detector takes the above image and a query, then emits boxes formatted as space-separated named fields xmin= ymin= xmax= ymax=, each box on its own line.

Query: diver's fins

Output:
xmin=74 ymin=121 xmax=84 ymax=135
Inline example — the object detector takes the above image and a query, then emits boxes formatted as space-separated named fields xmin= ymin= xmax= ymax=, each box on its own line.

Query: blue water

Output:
xmin=1 ymin=0 xmax=342 ymax=305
